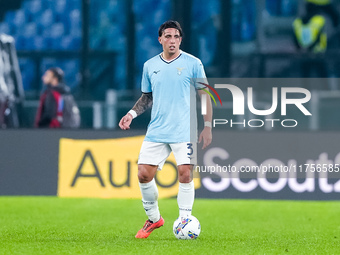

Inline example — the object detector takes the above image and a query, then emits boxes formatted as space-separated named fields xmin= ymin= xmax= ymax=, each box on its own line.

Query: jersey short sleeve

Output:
xmin=141 ymin=63 xmax=152 ymax=93
xmin=193 ymin=59 xmax=207 ymax=89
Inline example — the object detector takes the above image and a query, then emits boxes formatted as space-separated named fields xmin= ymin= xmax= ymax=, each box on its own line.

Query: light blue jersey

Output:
xmin=141 ymin=51 xmax=206 ymax=143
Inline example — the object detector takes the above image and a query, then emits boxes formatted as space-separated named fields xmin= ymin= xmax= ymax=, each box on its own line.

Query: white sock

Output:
xmin=177 ymin=180 xmax=195 ymax=218
xmin=139 ymin=179 xmax=160 ymax=223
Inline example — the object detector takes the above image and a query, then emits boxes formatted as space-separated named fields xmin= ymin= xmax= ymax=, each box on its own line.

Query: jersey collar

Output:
xmin=159 ymin=50 xmax=182 ymax=64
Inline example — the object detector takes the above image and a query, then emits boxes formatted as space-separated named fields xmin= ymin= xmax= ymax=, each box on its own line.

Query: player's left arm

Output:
xmin=198 ymin=89 xmax=212 ymax=149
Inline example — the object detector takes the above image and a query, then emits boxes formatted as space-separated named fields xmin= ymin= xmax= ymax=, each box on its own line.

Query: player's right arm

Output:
xmin=118 ymin=92 xmax=153 ymax=130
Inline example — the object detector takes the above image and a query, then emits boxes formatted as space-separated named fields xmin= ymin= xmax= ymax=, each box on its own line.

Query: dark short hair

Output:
xmin=48 ymin=67 xmax=64 ymax=83
xmin=158 ymin=20 xmax=183 ymax=37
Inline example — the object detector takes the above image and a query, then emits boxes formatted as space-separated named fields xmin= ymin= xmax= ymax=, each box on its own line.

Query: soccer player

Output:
xmin=119 ymin=20 xmax=212 ymax=238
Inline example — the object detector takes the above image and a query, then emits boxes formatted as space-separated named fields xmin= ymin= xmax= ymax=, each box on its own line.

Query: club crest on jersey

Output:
xmin=176 ymin=67 xmax=185 ymax=75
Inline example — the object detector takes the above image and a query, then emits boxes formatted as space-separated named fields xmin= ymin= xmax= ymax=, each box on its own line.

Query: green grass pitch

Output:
xmin=0 ymin=197 xmax=339 ymax=254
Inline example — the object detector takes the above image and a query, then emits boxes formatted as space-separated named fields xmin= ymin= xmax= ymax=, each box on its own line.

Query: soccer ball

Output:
xmin=173 ymin=215 xmax=201 ymax=239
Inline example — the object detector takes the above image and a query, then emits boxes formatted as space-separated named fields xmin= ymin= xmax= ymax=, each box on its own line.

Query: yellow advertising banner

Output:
xmin=58 ymin=136 xmax=201 ymax=198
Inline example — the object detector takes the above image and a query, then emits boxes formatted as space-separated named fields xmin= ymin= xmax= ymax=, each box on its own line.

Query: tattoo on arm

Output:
xmin=132 ymin=93 xmax=153 ymax=116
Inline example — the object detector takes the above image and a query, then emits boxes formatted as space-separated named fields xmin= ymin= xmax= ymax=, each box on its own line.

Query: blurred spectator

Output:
xmin=0 ymin=92 xmax=6 ymax=128
xmin=305 ymin=0 xmax=339 ymax=27
xmin=293 ymin=9 xmax=328 ymax=79
xmin=293 ymin=14 xmax=327 ymax=53
xmin=35 ymin=67 xmax=70 ymax=128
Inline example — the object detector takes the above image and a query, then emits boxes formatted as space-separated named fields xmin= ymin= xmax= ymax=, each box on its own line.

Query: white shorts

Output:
xmin=138 ymin=141 xmax=197 ymax=170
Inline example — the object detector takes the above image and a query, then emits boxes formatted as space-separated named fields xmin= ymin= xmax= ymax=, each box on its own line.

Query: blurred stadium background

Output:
xmin=0 ymin=0 xmax=339 ymax=197
xmin=1 ymin=0 xmax=340 ymax=129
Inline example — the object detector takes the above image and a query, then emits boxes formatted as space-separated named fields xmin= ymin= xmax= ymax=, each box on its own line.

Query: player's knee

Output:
xmin=138 ymin=166 xmax=153 ymax=183
xmin=178 ymin=169 xmax=192 ymax=183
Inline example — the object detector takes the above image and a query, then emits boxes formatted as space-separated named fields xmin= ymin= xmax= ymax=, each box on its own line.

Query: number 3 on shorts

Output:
xmin=187 ymin=143 xmax=193 ymax=157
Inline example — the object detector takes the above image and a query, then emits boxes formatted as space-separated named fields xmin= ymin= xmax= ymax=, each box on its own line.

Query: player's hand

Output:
xmin=199 ymin=127 xmax=212 ymax=150
xmin=119 ymin=113 xmax=133 ymax=130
